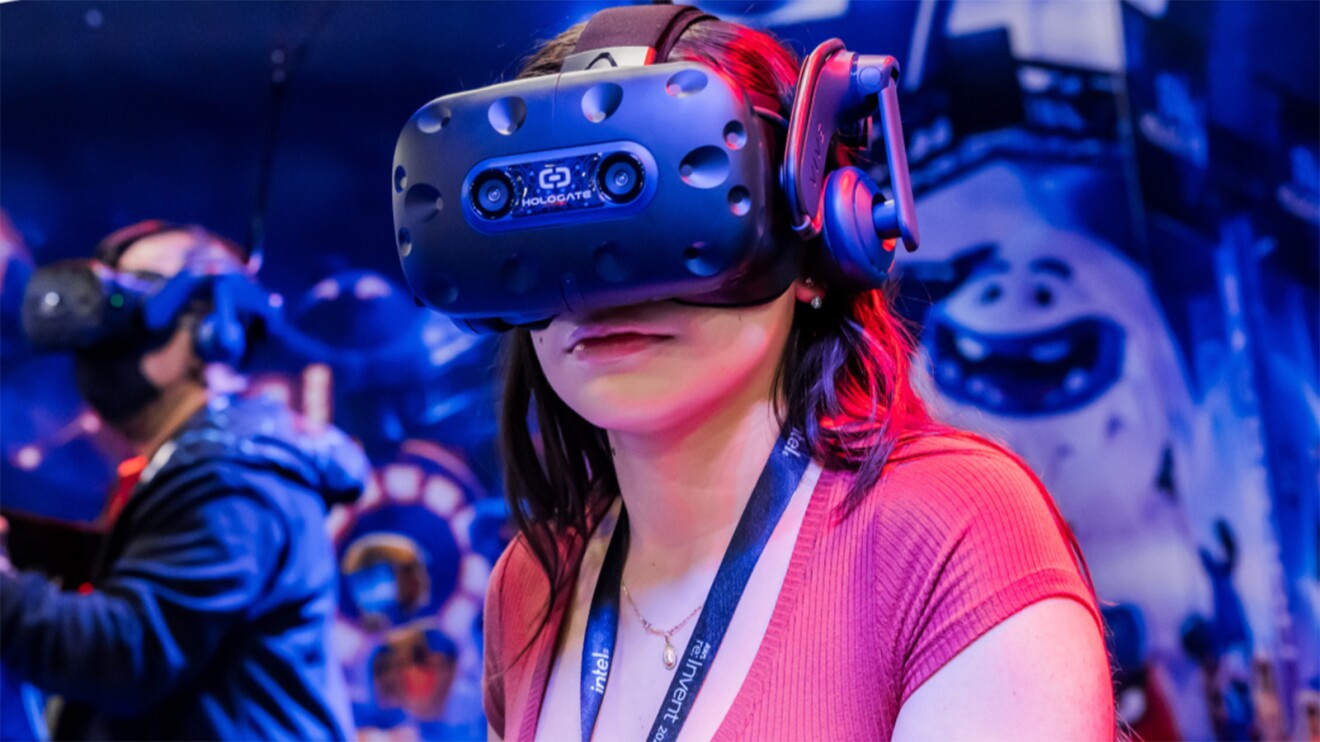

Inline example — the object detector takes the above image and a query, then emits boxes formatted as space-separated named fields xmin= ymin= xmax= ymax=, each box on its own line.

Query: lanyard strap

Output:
xmin=580 ymin=428 xmax=812 ymax=742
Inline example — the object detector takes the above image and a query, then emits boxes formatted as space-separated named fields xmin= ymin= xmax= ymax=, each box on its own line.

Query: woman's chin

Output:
xmin=569 ymin=378 xmax=729 ymax=437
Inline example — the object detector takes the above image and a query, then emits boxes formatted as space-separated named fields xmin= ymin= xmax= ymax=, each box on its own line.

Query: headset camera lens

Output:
xmin=598 ymin=154 xmax=644 ymax=203
xmin=471 ymin=170 xmax=515 ymax=219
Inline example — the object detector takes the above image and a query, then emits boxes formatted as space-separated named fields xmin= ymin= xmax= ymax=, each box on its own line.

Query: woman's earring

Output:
xmin=803 ymin=278 xmax=823 ymax=309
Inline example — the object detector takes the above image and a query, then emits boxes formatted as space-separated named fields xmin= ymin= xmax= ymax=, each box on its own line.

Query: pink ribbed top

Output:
xmin=483 ymin=434 xmax=1102 ymax=740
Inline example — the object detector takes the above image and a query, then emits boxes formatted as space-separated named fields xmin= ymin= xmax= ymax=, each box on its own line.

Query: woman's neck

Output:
xmin=608 ymin=380 xmax=783 ymax=583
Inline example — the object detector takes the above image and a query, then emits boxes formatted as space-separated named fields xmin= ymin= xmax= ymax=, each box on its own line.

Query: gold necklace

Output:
xmin=620 ymin=580 xmax=704 ymax=670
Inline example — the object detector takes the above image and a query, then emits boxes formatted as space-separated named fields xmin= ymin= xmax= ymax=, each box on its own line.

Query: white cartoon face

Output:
xmin=913 ymin=163 xmax=1194 ymax=537
xmin=926 ymin=228 xmax=1127 ymax=419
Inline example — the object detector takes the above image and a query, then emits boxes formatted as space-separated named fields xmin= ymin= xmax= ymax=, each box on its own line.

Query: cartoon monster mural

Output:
xmin=910 ymin=160 xmax=1219 ymax=738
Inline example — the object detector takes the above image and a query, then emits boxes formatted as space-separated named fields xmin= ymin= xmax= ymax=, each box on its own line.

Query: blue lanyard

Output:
xmin=579 ymin=428 xmax=812 ymax=742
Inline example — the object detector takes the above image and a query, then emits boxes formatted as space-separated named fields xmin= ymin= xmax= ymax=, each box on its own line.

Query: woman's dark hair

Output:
xmin=497 ymin=17 xmax=1090 ymax=656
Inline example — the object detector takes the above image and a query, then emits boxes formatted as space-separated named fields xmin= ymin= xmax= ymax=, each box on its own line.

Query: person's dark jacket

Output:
xmin=0 ymin=395 xmax=366 ymax=740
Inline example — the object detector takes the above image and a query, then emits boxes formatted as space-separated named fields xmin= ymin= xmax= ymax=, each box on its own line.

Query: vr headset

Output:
xmin=21 ymin=221 xmax=275 ymax=366
xmin=392 ymin=4 xmax=919 ymax=333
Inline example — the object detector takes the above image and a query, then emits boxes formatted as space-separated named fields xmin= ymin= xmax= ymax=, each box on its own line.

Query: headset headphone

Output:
xmin=23 ymin=220 xmax=272 ymax=366
xmin=392 ymin=3 xmax=919 ymax=331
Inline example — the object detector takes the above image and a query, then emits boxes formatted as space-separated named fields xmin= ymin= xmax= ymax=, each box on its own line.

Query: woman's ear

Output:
xmin=793 ymin=278 xmax=824 ymax=306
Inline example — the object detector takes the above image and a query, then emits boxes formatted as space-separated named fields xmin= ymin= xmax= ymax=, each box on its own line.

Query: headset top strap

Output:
xmin=95 ymin=219 xmax=185 ymax=266
xmin=94 ymin=219 xmax=250 ymax=272
xmin=564 ymin=4 xmax=716 ymax=71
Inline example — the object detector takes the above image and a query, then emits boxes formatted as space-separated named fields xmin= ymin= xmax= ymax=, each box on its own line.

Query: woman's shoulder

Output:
xmin=483 ymin=530 xmax=567 ymax=717
xmin=485 ymin=518 xmax=599 ymax=648
xmin=483 ymin=534 xmax=554 ymax=735
xmin=486 ymin=533 xmax=556 ymax=631
xmin=886 ymin=428 xmax=1029 ymax=470
xmin=877 ymin=430 xmax=1046 ymax=508
xmin=488 ymin=533 xmax=538 ymax=595
xmin=827 ymin=430 xmax=1069 ymax=559
xmin=822 ymin=433 xmax=1101 ymax=705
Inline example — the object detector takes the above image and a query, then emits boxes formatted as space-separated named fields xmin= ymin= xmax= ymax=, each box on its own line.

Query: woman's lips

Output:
xmin=565 ymin=331 xmax=673 ymax=362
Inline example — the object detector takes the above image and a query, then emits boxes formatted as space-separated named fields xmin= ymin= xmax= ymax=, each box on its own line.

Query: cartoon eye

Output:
xmin=1034 ymin=285 xmax=1054 ymax=306
xmin=980 ymin=283 xmax=1003 ymax=304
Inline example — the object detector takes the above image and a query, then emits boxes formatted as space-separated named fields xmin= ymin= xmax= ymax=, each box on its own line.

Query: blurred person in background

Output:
xmin=0 ymin=221 xmax=364 ymax=740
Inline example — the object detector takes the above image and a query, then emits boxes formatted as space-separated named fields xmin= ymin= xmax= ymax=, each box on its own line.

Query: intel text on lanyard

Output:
xmin=579 ymin=427 xmax=811 ymax=741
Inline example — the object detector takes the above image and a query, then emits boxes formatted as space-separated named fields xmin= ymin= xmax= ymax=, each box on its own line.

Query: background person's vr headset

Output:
xmin=20 ymin=221 xmax=274 ymax=367
xmin=392 ymin=4 xmax=921 ymax=333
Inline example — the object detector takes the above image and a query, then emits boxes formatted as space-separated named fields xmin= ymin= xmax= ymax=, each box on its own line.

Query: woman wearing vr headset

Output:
xmin=415 ymin=7 xmax=1114 ymax=741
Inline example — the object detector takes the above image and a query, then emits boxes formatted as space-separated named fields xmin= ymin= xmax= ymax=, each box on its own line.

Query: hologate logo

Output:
xmin=538 ymin=165 xmax=573 ymax=190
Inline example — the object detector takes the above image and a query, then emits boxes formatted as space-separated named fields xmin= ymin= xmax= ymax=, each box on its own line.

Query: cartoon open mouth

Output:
xmin=925 ymin=313 xmax=1125 ymax=416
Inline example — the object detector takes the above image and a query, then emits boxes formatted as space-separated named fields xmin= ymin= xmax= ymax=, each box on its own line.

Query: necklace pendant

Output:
xmin=662 ymin=639 xmax=678 ymax=670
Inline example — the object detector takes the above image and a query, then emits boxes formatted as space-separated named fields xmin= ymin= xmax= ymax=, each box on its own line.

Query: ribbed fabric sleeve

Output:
xmin=482 ymin=434 xmax=1101 ymax=740
xmin=878 ymin=442 xmax=1097 ymax=705
xmin=482 ymin=537 xmax=553 ymax=739
xmin=482 ymin=542 xmax=510 ymax=736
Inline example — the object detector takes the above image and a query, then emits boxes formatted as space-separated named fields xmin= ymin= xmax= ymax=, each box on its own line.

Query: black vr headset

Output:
xmin=21 ymin=220 xmax=275 ymax=366
xmin=392 ymin=4 xmax=919 ymax=333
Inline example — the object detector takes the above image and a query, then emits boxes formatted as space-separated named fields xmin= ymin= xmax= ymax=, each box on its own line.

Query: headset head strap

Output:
xmin=562 ymin=4 xmax=716 ymax=72
xmin=94 ymin=220 xmax=186 ymax=267
xmin=94 ymin=220 xmax=250 ymax=273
